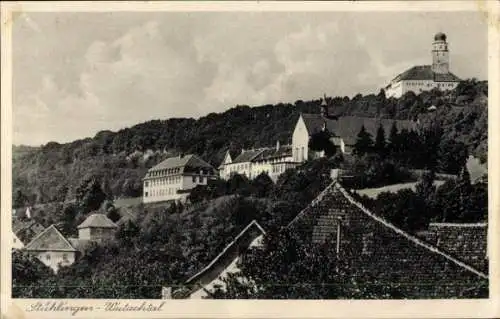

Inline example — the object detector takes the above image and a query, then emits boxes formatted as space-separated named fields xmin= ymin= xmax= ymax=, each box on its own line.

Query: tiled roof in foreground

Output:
xmin=286 ymin=179 xmax=488 ymax=298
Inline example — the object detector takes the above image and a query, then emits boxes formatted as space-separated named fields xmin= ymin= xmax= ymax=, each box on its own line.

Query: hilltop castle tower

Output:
xmin=384 ymin=32 xmax=461 ymax=98
xmin=432 ymin=32 xmax=449 ymax=74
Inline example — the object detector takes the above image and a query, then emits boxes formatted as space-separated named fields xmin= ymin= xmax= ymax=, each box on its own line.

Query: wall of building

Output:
xmin=143 ymin=174 xmax=183 ymax=203
xmin=292 ymin=116 xmax=309 ymax=163
xmin=386 ymin=80 xmax=459 ymax=98
xmin=220 ymin=162 xmax=253 ymax=180
xmin=182 ymin=174 xmax=209 ymax=190
xmin=12 ymin=234 xmax=24 ymax=250
xmin=33 ymin=251 xmax=76 ymax=273
xmin=78 ymin=227 xmax=115 ymax=241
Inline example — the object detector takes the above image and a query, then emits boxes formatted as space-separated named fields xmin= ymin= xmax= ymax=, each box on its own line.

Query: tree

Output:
xmin=13 ymin=189 xmax=28 ymax=208
xmin=251 ymin=173 xmax=275 ymax=198
xmin=437 ymin=139 xmax=468 ymax=175
xmin=414 ymin=170 xmax=437 ymax=227
xmin=456 ymin=165 xmax=473 ymax=220
xmin=308 ymin=131 xmax=337 ymax=157
xmin=75 ymin=177 xmax=106 ymax=214
xmin=374 ymin=124 xmax=386 ymax=156
xmin=388 ymin=122 xmax=398 ymax=155
xmin=353 ymin=125 xmax=373 ymax=157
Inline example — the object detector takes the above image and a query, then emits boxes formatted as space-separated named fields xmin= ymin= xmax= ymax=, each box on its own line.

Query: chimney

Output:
xmin=276 ymin=140 xmax=280 ymax=151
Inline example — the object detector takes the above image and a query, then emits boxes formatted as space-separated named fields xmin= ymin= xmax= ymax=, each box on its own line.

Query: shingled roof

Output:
xmin=77 ymin=213 xmax=118 ymax=229
xmin=24 ymin=225 xmax=76 ymax=252
xmin=301 ymin=114 xmax=416 ymax=146
xmin=170 ymin=220 xmax=266 ymax=298
xmin=287 ymin=180 xmax=487 ymax=281
xmin=12 ymin=219 xmax=46 ymax=243
xmin=284 ymin=179 xmax=488 ymax=298
xmin=391 ymin=65 xmax=462 ymax=83
xmin=231 ymin=149 xmax=266 ymax=164
xmin=146 ymin=154 xmax=215 ymax=177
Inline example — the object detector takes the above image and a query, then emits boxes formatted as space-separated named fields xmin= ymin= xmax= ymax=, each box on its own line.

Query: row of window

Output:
xmin=405 ymin=81 xmax=455 ymax=88
xmin=228 ymin=163 xmax=249 ymax=172
xmin=144 ymin=187 xmax=180 ymax=197
xmin=45 ymin=253 xmax=69 ymax=262
xmin=149 ymin=167 xmax=181 ymax=177
xmin=192 ymin=175 xmax=205 ymax=183
xmin=145 ymin=176 xmax=182 ymax=187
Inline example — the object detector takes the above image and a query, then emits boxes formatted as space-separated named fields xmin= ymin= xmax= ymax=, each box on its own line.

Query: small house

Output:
xmin=23 ymin=225 xmax=77 ymax=273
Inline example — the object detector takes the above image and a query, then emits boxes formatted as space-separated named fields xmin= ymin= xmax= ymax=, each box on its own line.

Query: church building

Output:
xmin=384 ymin=33 xmax=462 ymax=98
xmin=292 ymin=101 xmax=416 ymax=160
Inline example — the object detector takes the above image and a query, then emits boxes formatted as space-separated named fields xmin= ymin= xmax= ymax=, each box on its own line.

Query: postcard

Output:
xmin=1 ymin=1 xmax=499 ymax=318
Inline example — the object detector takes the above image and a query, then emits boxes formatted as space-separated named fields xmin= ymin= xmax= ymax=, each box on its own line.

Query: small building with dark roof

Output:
xmin=385 ymin=33 xmax=462 ymax=98
xmin=143 ymin=153 xmax=218 ymax=203
xmin=77 ymin=213 xmax=118 ymax=241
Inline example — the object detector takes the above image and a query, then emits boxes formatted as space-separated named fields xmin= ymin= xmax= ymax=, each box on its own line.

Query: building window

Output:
xmin=145 ymin=192 xmax=148 ymax=197
xmin=46 ymin=254 xmax=51 ymax=261
xmin=199 ymin=176 xmax=204 ymax=183
xmin=62 ymin=253 xmax=68 ymax=262
xmin=301 ymin=147 xmax=304 ymax=161
xmin=145 ymin=181 xmax=149 ymax=187
xmin=192 ymin=176 xmax=197 ymax=183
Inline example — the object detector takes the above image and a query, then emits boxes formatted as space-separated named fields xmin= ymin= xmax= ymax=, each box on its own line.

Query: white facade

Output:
xmin=292 ymin=116 xmax=309 ymax=163
xmin=384 ymin=33 xmax=461 ymax=98
xmin=143 ymin=173 xmax=212 ymax=203
xmin=32 ymin=250 xmax=76 ymax=273
xmin=12 ymin=233 xmax=24 ymax=250
xmin=385 ymin=79 xmax=460 ymax=98
xmin=143 ymin=154 xmax=217 ymax=204
xmin=219 ymin=144 xmax=298 ymax=182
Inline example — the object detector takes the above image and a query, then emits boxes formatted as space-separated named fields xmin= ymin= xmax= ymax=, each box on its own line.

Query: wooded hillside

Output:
xmin=12 ymin=79 xmax=487 ymax=206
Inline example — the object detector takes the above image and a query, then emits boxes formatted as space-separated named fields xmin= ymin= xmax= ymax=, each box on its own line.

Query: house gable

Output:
xmin=287 ymin=179 xmax=488 ymax=298
xmin=24 ymin=225 xmax=76 ymax=252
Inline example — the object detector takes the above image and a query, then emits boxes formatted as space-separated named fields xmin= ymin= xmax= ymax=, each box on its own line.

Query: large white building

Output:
xmin=143 ymin=154 xmax=218 ymax=203
xmin=385 ymin=33 xmax=462 ymax=98
xmin=218 ymin=141 xmax=299 ymax=182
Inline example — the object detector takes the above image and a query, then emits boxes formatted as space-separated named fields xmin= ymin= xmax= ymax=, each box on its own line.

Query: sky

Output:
xmin=13 ymin=11 xmax=488 ymax=146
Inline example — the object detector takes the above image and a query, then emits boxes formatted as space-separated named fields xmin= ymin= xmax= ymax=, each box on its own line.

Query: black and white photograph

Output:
xmin=1 ymin=1 xmax=499 ymax=318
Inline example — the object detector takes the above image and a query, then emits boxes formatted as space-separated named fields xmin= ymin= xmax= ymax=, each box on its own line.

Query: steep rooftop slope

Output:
xmin=286 ymin=179 xmax=488 ymax=298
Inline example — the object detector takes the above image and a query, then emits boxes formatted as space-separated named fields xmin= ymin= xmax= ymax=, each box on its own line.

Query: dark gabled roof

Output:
xmin=180 ymin=220 xmax=266 ymax=298
xmin=12 ymin=219 xmax=46 ymax=243
xmin=301 ymin=114 xmax=416 ymax=146
xmin=287 ymin=180 xmax=487 ymax=280
xmin=252 ymin=145 xmax=292 ymax=162
xmin=77 ymin=213 xmax=118 ymax=229
xmin=147 ymin=154 xmax=215 ymax=176
xmin=391 ymin=65 xmax=461 ymax=83
xmin=24 ymin=225 xmax=76 ymax=252
xmin=231 ymin=149 xmax=266 ymax=164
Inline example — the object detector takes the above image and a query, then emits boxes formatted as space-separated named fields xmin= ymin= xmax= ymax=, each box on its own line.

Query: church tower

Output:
xmin=431 ymin=32 xmax=449 ymax=74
